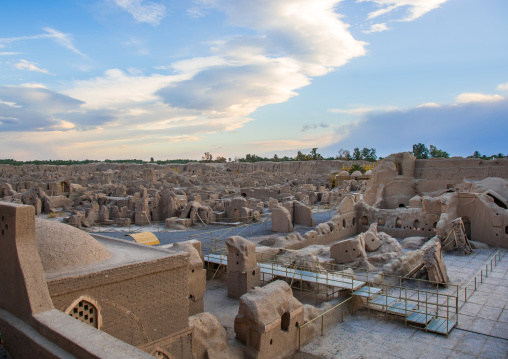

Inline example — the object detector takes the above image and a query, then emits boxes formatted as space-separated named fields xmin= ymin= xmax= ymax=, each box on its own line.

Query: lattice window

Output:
xmin=67 ymin=299 xmax=99 ymax=328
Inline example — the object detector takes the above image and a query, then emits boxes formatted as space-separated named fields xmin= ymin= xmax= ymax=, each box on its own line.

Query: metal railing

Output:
xmin=358 ymin=273 xmax=458 ymax=335
xmin=458 ymin=249 xmax=506 ymax=304
xmin=298 ymin=296 xmax=353 ymax=350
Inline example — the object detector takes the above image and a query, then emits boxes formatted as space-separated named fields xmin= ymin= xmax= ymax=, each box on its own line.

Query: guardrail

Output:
xmin=458 ymin=249 xmax=506 ymax=304
xmin=298 ymin=296 xmax=353 ymax=350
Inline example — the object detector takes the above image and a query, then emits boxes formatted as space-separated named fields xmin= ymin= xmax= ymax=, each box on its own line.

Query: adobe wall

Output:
xmin=456 ymin=193 xmax=508 ymax=247
xmin=47 ymin=253 xmax=191 ymax=354
xmin=356 ymin=207 xmax=438 ymax=239
xmin=415 ymin=158 xmax=508 ymax=194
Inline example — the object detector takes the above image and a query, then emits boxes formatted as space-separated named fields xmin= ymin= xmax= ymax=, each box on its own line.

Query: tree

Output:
xmin=202 ymin=152 xmax=213 ymax=163
xmin=412 ymin=143 xmax=429 ymax=159
xmin=348 ymin=164 xmax=366 ymax=174
xmin=361 ymin=148 xmax=377 ymax=162
xmin=215 ymin=156 xmax=226 ymax=163
xmin=295 ymin=151 xmax=311 ymax=161
xmin=337 ymin=148 xmax=351 ymax=161
xmin=150 ymin=157 xmax=154 ymax=163
xmin=352 ymin=148 xmax=362 ymax=161
xmin=272 ymin=154 xmax=280 ymax=162
xmin=310 ymin=148 xmax=323 ymax=160
xmin=472 ymin=151 xmax=481 ymax=158
xmin=429 ymin=145 xmax=450 ymax=158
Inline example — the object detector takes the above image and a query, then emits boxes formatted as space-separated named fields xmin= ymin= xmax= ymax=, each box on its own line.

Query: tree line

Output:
xmin=0 ymin=145 xmax=505 ymax=166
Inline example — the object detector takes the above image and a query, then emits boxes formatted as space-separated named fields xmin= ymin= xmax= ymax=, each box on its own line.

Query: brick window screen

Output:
xmin=68 ymin=299 xmax=98 ymax=328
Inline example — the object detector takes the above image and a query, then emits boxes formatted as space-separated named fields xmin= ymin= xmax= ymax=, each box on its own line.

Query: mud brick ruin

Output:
xmin=0 ymin=153 xmax=507 ymax=358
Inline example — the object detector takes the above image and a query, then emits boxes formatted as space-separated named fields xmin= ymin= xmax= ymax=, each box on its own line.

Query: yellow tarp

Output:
xmin=126 ymin=232 xmax=160 ymax=246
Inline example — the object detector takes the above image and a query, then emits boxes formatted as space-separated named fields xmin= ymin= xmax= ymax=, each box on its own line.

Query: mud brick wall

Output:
xmin=47 ymin=253 xmax=189 ymax=348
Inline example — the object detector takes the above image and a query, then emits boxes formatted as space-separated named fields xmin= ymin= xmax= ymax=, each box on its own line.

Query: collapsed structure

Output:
xmin=0 ymin=153 xmax=506 ymax=358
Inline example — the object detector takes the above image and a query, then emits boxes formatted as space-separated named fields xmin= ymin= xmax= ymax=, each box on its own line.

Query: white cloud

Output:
xmin=364 ymin=23 xmax=389 ymax=33
xmin=0 ymin=100 xmax=21 ymax=108
xmin=113 ymin=0 xmax=166 ymax=25
xmin=497 ymin=82 xmax=508 ymax=91
xmin=42 ymin=27 xmax=87 ymax=58
xmin=65 ymin=69 xmax=186 ymax=109
xmin=212 ymin=0 xmax=367 ymax=76
xmin=359 ymin=0 xmax=449 ymax=22
xmin=417 ymin=102 xmax=440 ymax=108
xmin=14 ymin=59 xmax=52 ymax=74
xmin=456 ymin=93 xmax=504 ymax=104
xmin=0 ymin=52 xmax=22 ymax=56
xmin=20 ymin=83 xmax=47 ymax=89
xmin=0 ymin=0 xmax=371 ymax=159
xmin=0 ymin=28 xmax=86 ymax=57
xmin=329 ymin=105 xmax=398 ymax=115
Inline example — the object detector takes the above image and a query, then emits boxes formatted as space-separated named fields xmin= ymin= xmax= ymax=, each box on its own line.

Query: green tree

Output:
xmin=429 ymin=145 xmax=450 ymax=158
xmin=295 ymin=151 xmax=311 ymax=161
xmin=472 ymin=151 xmax=481 ymax=158
xmin=150 ymin=157 xmax=154 ymax=163
xmin=215 ymin=156 xmax=226 ymax=163
xmin=272 ymin=154 xmax=280 ymax=162
xmin=412 ymin=143 xmax=430 ymax=159
xmin=348 ymin=164 xmax=366 ymax=174
xmin=352 ymin=148 xmax=362 ymax=160
xmin=310 ymin=148 xmax=323 ymax=160
xmin=361 ymin=148 xmax=377 ymax=161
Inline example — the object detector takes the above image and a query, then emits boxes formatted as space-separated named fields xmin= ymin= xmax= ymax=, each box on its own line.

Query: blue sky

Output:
xmin=0 ymin=0 xmax=507 ymax=161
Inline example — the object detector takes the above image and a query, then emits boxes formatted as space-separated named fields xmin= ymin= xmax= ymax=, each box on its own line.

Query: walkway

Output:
xmin=204 ymin=253 xmax=365 ymax=291
xmin=298 ymin=248 xmax=508 ymax=358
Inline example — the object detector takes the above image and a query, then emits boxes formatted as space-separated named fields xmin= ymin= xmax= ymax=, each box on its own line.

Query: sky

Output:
xmin=0 ymin=0 xmax=507 ymax=161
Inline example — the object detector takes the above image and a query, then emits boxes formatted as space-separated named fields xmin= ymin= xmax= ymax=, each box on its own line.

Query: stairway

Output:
xmin=352 ymin=285 xmax=455 ymax=335
xmin=443 ymin=218 xmax=472 ymax=254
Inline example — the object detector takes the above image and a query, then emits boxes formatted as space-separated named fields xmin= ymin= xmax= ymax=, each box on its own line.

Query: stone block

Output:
xmin=271 ymin=206 xmax=293 ymax=233
xmin=330 ymin=238 xmax=362 ymax=264
xmin=227 ymin=268 xmax=261 ymax=299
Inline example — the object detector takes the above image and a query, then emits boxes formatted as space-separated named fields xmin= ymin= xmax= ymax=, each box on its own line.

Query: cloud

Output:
xmin=157 ymin=62 xmax=310 ymax=114
xmin=211 ymin=0 xmax=367 ymax=76
xmin=364 ymin=23 xmax=389 ymax=33
xmin=14 ymin=59 xmax=52 ymax=74
xmin=0 ymin=28 xmax=86 ymax=57
xmin=41 ymin=27 xmax=87 ymax=58
xmin=321 ymin=97 xmax=508 ymax=158
xmin=20 ymin=83 xmax=47 ymax=89
xmin=359 ymin=0 xmax=449 ymax=22
xmin=417 ymin=102 xmax=440 ymax=108
xmin=301 ymin=122 xmax=329 ymax=132
xmin=329 ymin=105 xmax=399 ymax=115
xmin=0 ymin=52 xmax=22 ymax=56
xmin=0 ymin=0 xmax=370 ymax=159
xmin=0 ymin=86 xmax=86 ymax=132
xmin=456 ymin=93 xmax=504 ymax=104
xmin=113 ymin=0 xmax=166 ymax=25
xmin=496 ymin=82 xmax=508 ymax=91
